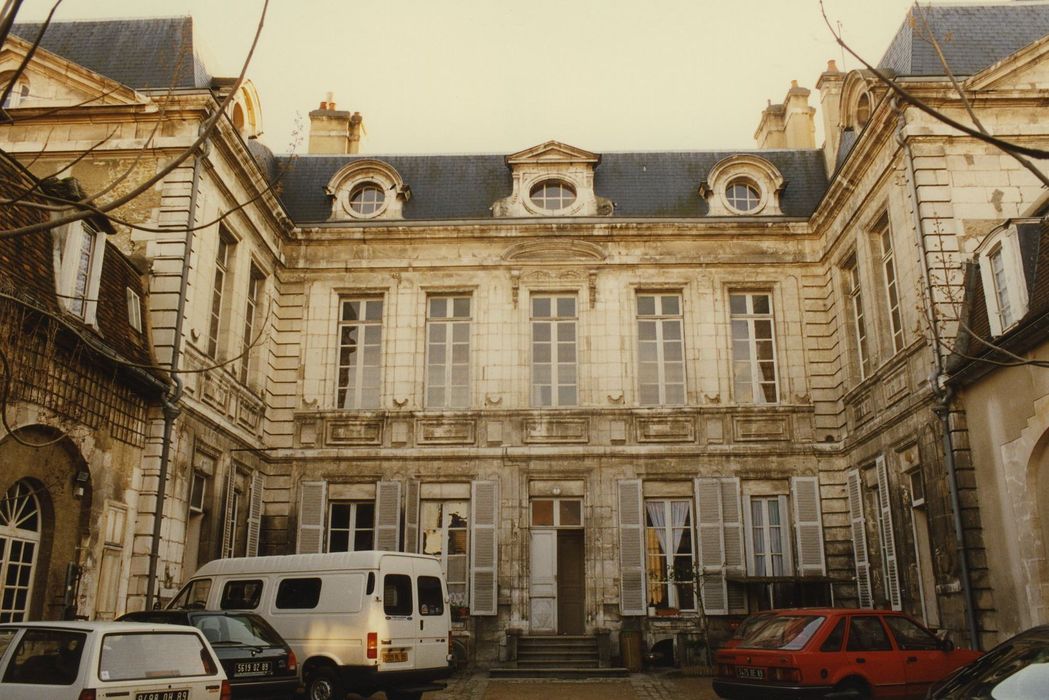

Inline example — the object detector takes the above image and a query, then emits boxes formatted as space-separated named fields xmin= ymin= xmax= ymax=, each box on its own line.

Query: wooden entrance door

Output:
xmin=557 ymin=529 xmax=585 ymax=635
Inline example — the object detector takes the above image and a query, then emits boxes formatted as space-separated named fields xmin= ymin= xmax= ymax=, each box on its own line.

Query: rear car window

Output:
xmin=169 ymin=578 xmax=212 ymax=609
xmin=2 ymin=629 xmax=85 ymax=685
xmin=820 ymin=617 xmax=847 ymax=652
xmin=740 ymin=615 xmax=826 ymax=650
xmin=384 ymin=574 xmax=413 ymax=616
xmin=193 ymin=614 xmax=284 ymax=647
xmin=275 ymin=578 xmax=322 ymax=609
xmin=220 ymin=579 xmax=264 ymax=610
xmin=418 ymin=576 xmax=444 ymax=616
xmin=99 ymin=632 xmax=213 ymax=681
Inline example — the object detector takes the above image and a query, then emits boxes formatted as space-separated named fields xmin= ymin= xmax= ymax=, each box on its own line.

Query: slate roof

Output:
xmin=273 ymin=150 xmax=829 ymax=223
xmin=879 ymin=2 xmax=1049 ymax=76
xmin=11 ymin=16 xmax=210 ymax=90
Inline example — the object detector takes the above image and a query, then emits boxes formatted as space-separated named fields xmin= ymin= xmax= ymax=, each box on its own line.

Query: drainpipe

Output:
xmin=145 ymin=144 xmax=204 ymax=609
xmin=894 ymin=100 xmax=981 ymax=649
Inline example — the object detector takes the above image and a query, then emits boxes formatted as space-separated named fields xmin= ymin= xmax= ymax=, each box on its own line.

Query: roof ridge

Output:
xmin=14 ymin=14 xmax=191 ymax=24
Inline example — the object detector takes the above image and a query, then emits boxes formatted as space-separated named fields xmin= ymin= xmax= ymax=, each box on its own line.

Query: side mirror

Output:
xmin=939 ymin=638 xmax=955 ymax=652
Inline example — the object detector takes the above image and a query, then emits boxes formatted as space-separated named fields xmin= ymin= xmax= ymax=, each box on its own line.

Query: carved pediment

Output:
xmin=503 ymin=240 xmax=606 ymax=262
xmin=506 ymin=140 xmax=600 ymax=166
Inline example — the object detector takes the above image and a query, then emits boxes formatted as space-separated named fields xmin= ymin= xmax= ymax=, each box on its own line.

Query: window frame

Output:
xmin=240 ymin=265 xmax=265 ymax=382
xmin=530 ymin=293 xmax=579 ymax=407
xmin=729 ymin=291 xmax=779 ymax=404
xmin=126 ymin=287 xmax=143 ymax=333
xmin=528 ymin=180 xmax=577 ymax=211
xmin=724 ymin=177 xmax=762 ymax=214
xmin=327 ymin=500 xmax=375 ymax=553
xmin=419 ymin=499 xmax=469 ymax=611
xmin=425 ymin=295 xmax=472 ymax=409
xmin=976 ymin=224 xmax=1030 ymax=337
xmin=643 ymin=498 xmax=697 ymax=613
xmin=348 ymin=182 xmax=387 ymax=217
xmin=747 ymin=495 xmax=791 ymax=578
xmin=635 ymin=292 xmax=686 ymax=406
xmin=843 ymin=257 xmax=872 ymax=380
xmin=874 ymin=218 xmax=905 ymax=354
xmin=336 ymin=297 xmax=385 ymax=410
xmin=207 ymin=229 xmax=235 ymax=359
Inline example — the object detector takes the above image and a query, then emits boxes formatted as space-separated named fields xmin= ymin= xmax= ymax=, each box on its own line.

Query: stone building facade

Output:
xmin=3 ymin=1 xmax=1049 ymax=666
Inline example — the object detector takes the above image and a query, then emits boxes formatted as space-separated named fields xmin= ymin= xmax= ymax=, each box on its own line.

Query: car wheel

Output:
xmin=829 ymin=678 xmax=871 ymax=700
xmin=305 ymin=667 xmax=344 ymax=700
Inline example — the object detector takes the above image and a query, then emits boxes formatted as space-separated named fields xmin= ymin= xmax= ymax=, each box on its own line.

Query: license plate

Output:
xmin=235 ymin=660 xmax=272 ymax=677
xmin=382 ymin=649 xmax=408 ymax=663
xmin=136 ymin=691 xmax=189 ymax=700
xmin=736 ymin=666 xmax=765 ymax=680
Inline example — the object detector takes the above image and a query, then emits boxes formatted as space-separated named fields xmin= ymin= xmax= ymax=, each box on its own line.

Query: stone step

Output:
xmin=489 ymin=667 xmax=630 ymax=679
xmin=517 ymin=658 xmax=599 ymax=668
xmin=518 ymin=649 xmax=598 ymax=658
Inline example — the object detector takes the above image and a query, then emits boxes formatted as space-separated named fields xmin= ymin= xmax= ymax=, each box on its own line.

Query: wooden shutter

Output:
xmin=470 ymin=480 xmax=498 ymax=616
xmin=875 ymin=456 xmax=902 ymax=610
xmin=297 ymin=480 xmax=327 ymax=554
xmin=375 ymin=480 xmax=402 ymax=551
xmin=403 ymin=480 xmax=420 ymax=554
xmin=695 ymin=477 xmax=728 ymax=615
xmin=720 ymin=478 xmax=746 ymax=613
xmin=846 ymin=469 xmax=873 ymax=607
xmin=791 ymin=476 xmax=826 ymax=576
xmin=221 ymin=464 xmax=236 ymax=558
xmin=617 ymin=479 xmax=646 ymax=616
xmin=246 ymin=470 xmax=265 ymax=557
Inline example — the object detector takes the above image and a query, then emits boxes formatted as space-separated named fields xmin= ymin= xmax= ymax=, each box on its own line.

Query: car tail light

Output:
xmin=220 ymin=680 xmax=232 ymax=700
xmin=77 ymin=691 xmax=97 ymax=700
xmin=716 ymin=663 xmax=735 ymax=678
xmin=287 ymin=648 xmax=298 ymax=672
xmin=367 ymin=632 xmax=378 ymax=660
xmin=200 ymin=646 xmax=218 ymax=675
xmin=769 ymin=667 xmax=801 ymax=683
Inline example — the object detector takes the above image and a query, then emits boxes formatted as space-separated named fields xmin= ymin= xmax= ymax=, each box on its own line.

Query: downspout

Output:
xmin=145 ymin=144 xmax=205 ymax=609
xmin=894 ymin=99 xmax=981 ymax=648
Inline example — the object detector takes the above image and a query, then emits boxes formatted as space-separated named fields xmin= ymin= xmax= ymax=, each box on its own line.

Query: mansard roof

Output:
xmin=878 ymin=2 xmax=1049 ymax=76
xmin=11 ymin=16 xmax=210 ymax=90
xmin=274 ymin=149 xmax=828 ymax=223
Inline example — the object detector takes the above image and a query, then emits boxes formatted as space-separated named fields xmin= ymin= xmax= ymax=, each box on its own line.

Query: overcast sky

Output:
xmin=13 ymin=0 xmax=1001 ymax=155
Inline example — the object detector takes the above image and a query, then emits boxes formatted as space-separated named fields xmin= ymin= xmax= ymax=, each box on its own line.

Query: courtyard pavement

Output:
xmin=420 ymin=672 xmax=718 ymax=700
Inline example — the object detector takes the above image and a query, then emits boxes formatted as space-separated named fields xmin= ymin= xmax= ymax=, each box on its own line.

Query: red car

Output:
xmin=713 ymin=608 xmax=982 ymax=700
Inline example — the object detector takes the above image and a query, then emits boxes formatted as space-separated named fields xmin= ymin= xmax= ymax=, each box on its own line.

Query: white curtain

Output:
xmin=670 ymin=501 xmax=690 ymax=555
xmin=646 ymin=502 xmax=668 ymax=556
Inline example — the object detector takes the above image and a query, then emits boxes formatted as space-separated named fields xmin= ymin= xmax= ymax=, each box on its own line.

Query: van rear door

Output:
xmin=378 ymin=570 xmax=416 ymax=672
xmin=415 ymin=571 xmax=449 ymax=671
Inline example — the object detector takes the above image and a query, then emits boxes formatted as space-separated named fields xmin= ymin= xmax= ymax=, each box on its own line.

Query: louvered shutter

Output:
xmin=875 ymin=456 xmax=902 ymax=610
xmin=470 ymin=480 xmax=498 ymax=615
xmin=246 ymin=470 xmax=265 ymax=557
xmin=403 ymin=480 xmax=420 ymax=553
xmin=617 ymin=480 xmax=646 ymax=615
xmin=791 ymin=476 xmax=826 ymax=576
xmin=297 ymin=480 xmax=327 ymax=554
xmin=375 ymin=480 xmax=402 ymax=551
xmin=695 ymin=477 xmax=728 ymax=615
xmin=720 ymin=478 xmax=746 ymax=613
xmin=221 ymin=464 xmax=236 ymax=558
xmin=846 ymin=469 xmax=873 ymax=607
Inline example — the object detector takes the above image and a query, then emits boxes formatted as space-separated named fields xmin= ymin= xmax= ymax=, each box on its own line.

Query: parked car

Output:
xmin=713 ymin=608 xmax=982 ymax=700
xmin=927 ymin=624 xmax=1049 ymax=699
xmin=722 ymin=611 xmax=778 ymax=650
xmin=0 ymin=620 xmax=230 ymax=700
xmin=168 ymin=551 xmax=452 ymax=700
xmin=119 ymin=610 xmax=300 ymax=700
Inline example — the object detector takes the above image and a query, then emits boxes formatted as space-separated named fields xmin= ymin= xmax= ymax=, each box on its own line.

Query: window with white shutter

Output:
xmin=846 ymin=469 xmax=873 ymax=607
xmin=245 ymin=471 xmax=264 ymax=557
xmin=791 ymin=476 xmax=826 ymax=576
xmin=470 ymin=480 xmax=498 ymax=616
xmin=374 ymin=481 xmax=402 ymax=551
xmin=875 ymin=456 xmax=902 ymax=610
xmin=694 ymin=477 xmax=745 ymax=615
xmin=297 ymin=481 xmax=328 ymax=554
xmin=617 ymin=480 xmax=646 ymax=615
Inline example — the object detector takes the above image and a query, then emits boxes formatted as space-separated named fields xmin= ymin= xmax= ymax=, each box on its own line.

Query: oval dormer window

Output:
xmin=529 ymin=181 xmax=576 ymax=211
xmin=856 ymin=92 xmax=871 ymax=128
xmin=725 ymin=178 xmax=761 ymax=213
xmin=349 ymin=182 xmax=386 ymax=216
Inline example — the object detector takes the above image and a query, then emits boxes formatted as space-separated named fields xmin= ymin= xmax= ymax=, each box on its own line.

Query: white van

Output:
xmin=168 ymin=551 xmax=452 ymax=700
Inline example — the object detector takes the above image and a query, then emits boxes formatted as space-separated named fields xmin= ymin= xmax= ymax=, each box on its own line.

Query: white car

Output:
xmin=0 ymin=620 xmax=230 ymax=700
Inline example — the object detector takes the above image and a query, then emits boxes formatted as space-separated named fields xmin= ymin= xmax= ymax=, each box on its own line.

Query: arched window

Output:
xmin=0 ymin=480 xmax=41 ymax=622
xmin=855 ymin=92 xmax=871 ymax=128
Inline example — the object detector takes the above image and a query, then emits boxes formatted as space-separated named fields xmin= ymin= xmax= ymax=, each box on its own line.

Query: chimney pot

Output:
xmin=827 ymin=59 xmax=839 ymax=72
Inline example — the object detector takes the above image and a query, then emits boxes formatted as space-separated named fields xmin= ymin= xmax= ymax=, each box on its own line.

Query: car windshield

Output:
xmin=739 ymin=615 xmax=826 ymax=650
xmin=933 ymin=629 xmax=1049 ymax=699
xmin=192 ymin=614 xmax=283 ymax=647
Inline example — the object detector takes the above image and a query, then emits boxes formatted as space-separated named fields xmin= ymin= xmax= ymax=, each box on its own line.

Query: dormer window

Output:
xmin=0 ymin=71 xmax=30 ymax=109
xmin=349 ymin=182 xmax=386 ymax=216
xmin=529 ymin=181 xmax=576 ymax=211
xmin=52 ymin=219 xmax=105 ymax=325
xmin=855 ymin=92 xmax=872 ymax=128
xmin=975 ymin=221 xmax=1032 ymax=336
xmin=725 ymin=178 xmax=761 ymax=213
xmin=703 ymin=154 xmax=785 ymax=216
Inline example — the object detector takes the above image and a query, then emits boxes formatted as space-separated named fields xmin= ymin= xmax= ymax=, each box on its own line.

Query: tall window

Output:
xmin=644 ymin=499 xmax=695 ymax=611
xmin=636 ymin=293 xmax=685 ymax=405
xmin=240 ymin=266 xmax=264 ymax=382
xmin=207 ymin=232 xmax=234 ymax=358
xmin=70 ymin=227 xmax=98 ymax=318
xmin=844 ymin=260 xmax=872 ymax=379
xmin=730 ymin=293 xmax=778 ymax=404
xmin=328 ymin=502 xmax=374 ymax=552
xmin=223 ymin=486 xmax=241 ymax=559
xmin=426 ymin=296 xmax=471 ymax=408
xmin=531 ymin=295 xmax=578 ymax=407
xmin=337 ymin=298 xmax=384 ymax=409
xmin=989 ymin=245 xmax=1015 ymax=329
xmin=876 ymin=222 xmax=904 ymax=354
xmin=0 ymin=481 xmax=40 ymax=623
xmin=420 ymin=500 xmax=469 ymax=614
xmin=750 ymin=496 xmax=787 ymax=576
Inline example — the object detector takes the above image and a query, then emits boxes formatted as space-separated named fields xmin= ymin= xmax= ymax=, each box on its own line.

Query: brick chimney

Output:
xmin=308 ymin=92 xmax=364 ymax=154
xmin=816 ymin=60 xmax=845 ymax=173
xmin=754 ymin=80 xmax=816 ymax=150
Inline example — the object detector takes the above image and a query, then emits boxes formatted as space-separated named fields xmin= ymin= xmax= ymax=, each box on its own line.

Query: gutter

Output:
xmin=895 ymin=99 xmax=981 ymax=649
xmin=145 ymin=144 xmax=204 ymax=609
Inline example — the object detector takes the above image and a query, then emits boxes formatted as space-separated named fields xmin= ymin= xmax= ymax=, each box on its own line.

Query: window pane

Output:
xmin=559 ymin=500 xmax=582 ymax=526
xmin=418 ymin=576 xmax=444 ymax=616
xmin=4 ymin=630 xmax=86 ymax=685
xmin=636 ymin=295 xmax=655 ymax=316
xmin=531 ymin=500 xmax=554 ymax=526
xmin=532 ymin=297 xmax=551 ymax=317
xmin=275 ymin=577 xmax=322 ymax=609
xmin=383 ymin=574 xmax=413 ymax=616
xmin=220 ymin=580 xmax=264 ymax=609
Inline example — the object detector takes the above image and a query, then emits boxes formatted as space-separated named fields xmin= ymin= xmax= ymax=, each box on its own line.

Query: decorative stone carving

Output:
xmin=733 ymin=416 xmax=790 ymax=442
xmin=326 ymin=419 xmax=383 ymax=446
xmin=524 ymin=418 xmax=589 ymax=444
xmin=637 ymin=417 xmax=696 ymax=443
xmin=417 ymin=418 xmax=476 ymax=445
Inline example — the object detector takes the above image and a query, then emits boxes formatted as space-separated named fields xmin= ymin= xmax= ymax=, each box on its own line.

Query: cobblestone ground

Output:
xmin=420 ymin=672 xmax=717 ymax=700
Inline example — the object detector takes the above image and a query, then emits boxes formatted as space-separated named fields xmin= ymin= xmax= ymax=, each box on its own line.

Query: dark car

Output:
xmin=927 ymin=624 xmax=1049 ymax=699
xmin=118 ymin=609 xmax=299 ymax=700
